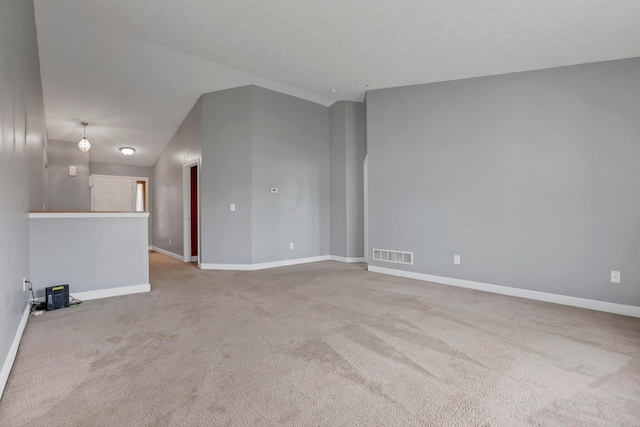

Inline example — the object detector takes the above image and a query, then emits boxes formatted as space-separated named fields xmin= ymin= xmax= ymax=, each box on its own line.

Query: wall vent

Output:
xmin=373 ymin=249 xmax=413 ymax=265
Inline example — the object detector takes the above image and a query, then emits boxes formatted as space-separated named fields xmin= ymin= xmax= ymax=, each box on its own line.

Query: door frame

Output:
xmin=182 ymin=159 xmax=201 ymax=266
xmin=363 ymin=154 xmax=369 ymax=263
xmin=90 ymin=174 xmax=149 ymax=212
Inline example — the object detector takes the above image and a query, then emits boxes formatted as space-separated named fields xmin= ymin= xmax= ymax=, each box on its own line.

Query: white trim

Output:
xmin=201 ymin=255 xmax=331 ymax=271
xmin=1 ymin=302 xmax=31 ymax=400
xmin=363 ymin=154 xmax=369 ymax=263
xmin=368 ymin=265 xmax=640 ymax=318
xmin=71 ymin=283 xmax=150 ymax=301
xmin=150 ymin=246 xmax=184 ymax=261
xmin=329 ymin=255 xmax=366 ymax=263
xmin=90 ymin=173 xmax=149 ymax=181
xmin=190 ymin=256 xmax=198 ymax=262
xmin=29 ymin=212 xmax=149 ymax=219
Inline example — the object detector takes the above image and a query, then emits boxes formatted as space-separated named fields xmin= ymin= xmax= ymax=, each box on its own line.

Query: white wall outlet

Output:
xmin=611 ymin=271 xmax=621 ymax=283
xmin=169 ymin=238 xmax=171 ymax=245
xmin=160 ymin=206 xmax=163 ymax=213
xmin=290 ymin=243 xmax=294 ymax=250
xmin=230 ymin=204 xmax=236 ymax=212
xmin=23 ymin=277 xmax=26 ymax=292
xmin=454 ymin=254 xmax=461 ymax=265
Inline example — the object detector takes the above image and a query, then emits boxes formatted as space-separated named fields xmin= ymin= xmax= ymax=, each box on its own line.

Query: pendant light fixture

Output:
xmin=78 ymin=122 xmax=91 ymax=153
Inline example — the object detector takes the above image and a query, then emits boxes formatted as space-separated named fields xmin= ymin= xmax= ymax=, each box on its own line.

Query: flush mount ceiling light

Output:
xmin=119 ymin=147 xmax=136 ymax=155
xmin=78 ymin=122 xmax=91 ymax=153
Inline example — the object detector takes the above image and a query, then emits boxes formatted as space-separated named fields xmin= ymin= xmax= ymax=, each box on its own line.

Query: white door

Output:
xmin=92 ymin=176 xmax=134 ymax=211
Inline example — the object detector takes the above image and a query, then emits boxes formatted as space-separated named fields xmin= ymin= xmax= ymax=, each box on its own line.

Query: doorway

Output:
xmin=190 ymin=166 xmax=198 ymax=259
xmin=183 ymin=160 xmax=200 ymax=265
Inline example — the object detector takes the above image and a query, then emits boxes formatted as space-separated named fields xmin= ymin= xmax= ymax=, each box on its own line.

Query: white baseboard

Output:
xmin=150 ymin=246 xmax=184 ymax=262
xmin=190 ymin=256 xmax=198 ymax=262
xmin=72 ymin=283 xmax=151 ymax=301
xmin=31 ymin=283 xmax=151 ymax=303
xmin=329 ymin=255 xmax=366 ymax=263
xmin=1 ymin=302 xmax=31 ymax=400
xmin=368 ymin=265 xmax=640 ymax=318
xmin=201 ymin=255 xmax=331 ymax=271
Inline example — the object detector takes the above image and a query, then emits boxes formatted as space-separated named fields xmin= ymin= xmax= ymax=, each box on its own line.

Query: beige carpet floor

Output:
xmin=1 ymin=252 xmax=639 ymax=426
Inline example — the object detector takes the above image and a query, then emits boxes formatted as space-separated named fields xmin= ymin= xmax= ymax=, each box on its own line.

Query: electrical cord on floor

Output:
xmin=69 ymin=295 xmax=83 ymax=306
xmin=26 ymin=281 xmax=47 ymax=313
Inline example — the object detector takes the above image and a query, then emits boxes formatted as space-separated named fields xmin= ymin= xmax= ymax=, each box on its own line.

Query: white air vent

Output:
xmin=373 ymin=249 xmax=413 ymax=265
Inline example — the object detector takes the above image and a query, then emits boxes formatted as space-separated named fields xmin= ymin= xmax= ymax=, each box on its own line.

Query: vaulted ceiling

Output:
xmin=34 ymin=0 xmax=640 ymax=166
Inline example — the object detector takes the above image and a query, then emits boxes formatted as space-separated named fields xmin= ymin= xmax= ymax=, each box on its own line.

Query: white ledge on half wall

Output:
xmin=368 ymin=265 xmax=640 ymax=318
xmin=29 ymin=211 xmax=150 ymax=219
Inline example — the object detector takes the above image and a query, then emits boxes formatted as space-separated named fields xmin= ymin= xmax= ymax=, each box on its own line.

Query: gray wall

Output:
xmin=330 ymin=102 xmax=348 ymax=257
xmin=251 ymin=86 xmax=330 ymax=263
xmin=366 ymin=58 xmax=640 ymax=306
xmin=345 ymin=102 xmax=366 ymax=259
xmin=90 ymin=163 xmax=154 ymax=244
xmin=0 ymin=0 xmax=47 ymax=394
xmin=198 ymin=85 xmax=330 ymax=265
xmin=90 ymin=163 xmax=153 ymax=179
xmin=200 ymin=87 xmax=253 ymax=264
xmin=29 ymin=216 xmax=149 ymax=295
xmin=46 ymin=140 xmax=90 ymax=211
xmin=330 ymin=101 xmax=365 ymax=259
xmin=152 ymin=98 xmax=202 ymax=256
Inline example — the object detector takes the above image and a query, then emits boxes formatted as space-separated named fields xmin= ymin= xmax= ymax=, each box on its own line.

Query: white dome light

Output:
xmin=119 ymin=147 xmax=136 ymax=155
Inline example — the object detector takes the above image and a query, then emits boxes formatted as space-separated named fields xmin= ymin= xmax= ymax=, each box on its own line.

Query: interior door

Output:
xmin=92 ymin=176 xmax=134 ymax=211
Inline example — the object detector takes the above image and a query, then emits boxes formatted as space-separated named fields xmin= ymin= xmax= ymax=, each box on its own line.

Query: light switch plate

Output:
xmin=454 ymin=254 xmax=461 ymax=265
xmin=230 ymin=204 xmax=236 ymax=212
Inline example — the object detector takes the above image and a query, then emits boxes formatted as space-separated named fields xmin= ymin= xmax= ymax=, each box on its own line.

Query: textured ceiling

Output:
xmin=34 ymin=0 xmax=640 ymax=167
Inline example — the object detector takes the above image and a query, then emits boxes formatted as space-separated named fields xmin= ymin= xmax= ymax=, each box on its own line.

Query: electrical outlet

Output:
xmin=169 ymin=238 xmax=171 ymax=245
xmin=23 ymin=277 xmax=26 ymax=292
xmin=230 ymin=204 xmax=236 ymax=212
xmin=290 ymin=243 xmax=294 ymax=250
xmin=611 ymin=271 xmax=621 ymax=283
xmin=454 ymin=255 xmax=461 ymax=265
